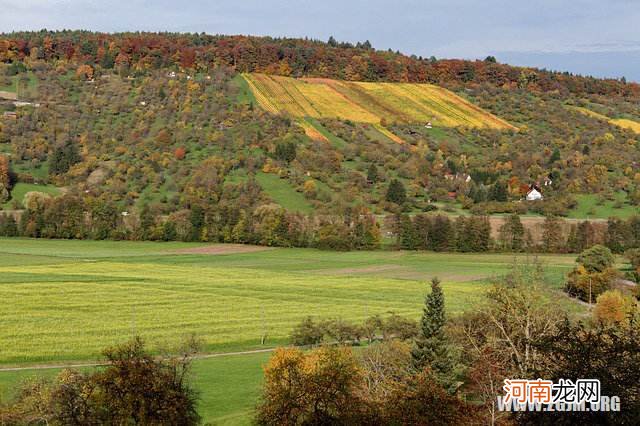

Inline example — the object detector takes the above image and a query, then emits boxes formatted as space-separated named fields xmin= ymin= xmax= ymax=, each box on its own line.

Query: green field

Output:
xmin=0 ymin=352 xmax=270 ymax=425
xmin=0 ymin=238 xmax=582 ymax=366
xmin=568 ymin=193 xmax=638 ymax=219
xmin=0 ymin=238 xmax=588 ymax=423
xmin=255 ymin=172 xmax=313 ymax=213
xmin=2 ymin=183 xmax=61 ymax=208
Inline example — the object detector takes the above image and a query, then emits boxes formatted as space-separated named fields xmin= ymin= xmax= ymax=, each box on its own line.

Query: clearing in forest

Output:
xmin=242 ymin=73 xmax=515 ymax=130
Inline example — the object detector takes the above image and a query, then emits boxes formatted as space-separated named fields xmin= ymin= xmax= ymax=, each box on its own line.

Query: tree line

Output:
xmin=1 ymin=31 xmax=637 ymax=98
xmin=3 ymin=197 xmax=640 ymax=256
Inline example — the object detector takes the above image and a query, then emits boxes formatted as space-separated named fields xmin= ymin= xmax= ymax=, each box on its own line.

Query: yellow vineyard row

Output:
xmin=242 ymin=73 xmax=515 ymax=131
xmin=568 ymin=106 xmax=640 ymax=134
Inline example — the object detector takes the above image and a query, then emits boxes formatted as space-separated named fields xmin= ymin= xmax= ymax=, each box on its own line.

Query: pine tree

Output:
xmin=399 ymin=214 xmax=418 ymax=249
xmin=490 ymin=180 xmax=508 ymax=202
xmin=385 ymin=179 xmax=407 ymax=205
xmin=366 ymin=164 xmax=379 ymax=184
xmin=412 ymin=278 xmax=453 ymax=383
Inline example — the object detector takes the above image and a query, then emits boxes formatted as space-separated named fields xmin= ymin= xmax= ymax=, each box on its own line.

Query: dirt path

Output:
xmin=0 ymin=348 xmax=276 ymax=373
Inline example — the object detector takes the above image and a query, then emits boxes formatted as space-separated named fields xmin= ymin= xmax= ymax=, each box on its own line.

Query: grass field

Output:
xmin=0 ymin=238 xmax=588 ymax=424
xmin=568 ymin=193 xmax=638 ymax=219
xmin=242 ymin=73 xmax=515 ymax=130
xmin=0 ymin=352 xmax=270 ymax=425
xmin=0 ymin=238 xmax=582 ymax=366
xmin=2 ymin=183 xmax=61 ymax=208
xmin=255 ymin=172 xmax=313 ymax=213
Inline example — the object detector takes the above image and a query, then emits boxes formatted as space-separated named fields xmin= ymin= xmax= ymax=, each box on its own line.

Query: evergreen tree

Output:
xmin=386 ymin=179 xmax=407 ymax=205
xmin=429 ymin=215 xmax=452 ymax=252
xmin=274 ymin=141 xmax=296 ymax=164
xmin=413 ymin=214 xmax=430 ymax=250
xmin=366 ymin=163 xmax=379 ymax=184
xmin=411 ymin=278 xmax=453 ymax=383
xmin=542 ymin=216 xmax=564 ymax=253
xmin=490 ymin=180 xmax=508 ymax=202
xmin=499 ymin=214 xmax=524 ymax=251
xmin=49 ymin=140 xmax=82 ymax=176
xmin=605 ymin=217 xmax=630 ymax=254
xmin=399 ymin=214 xmax=418 ymax=250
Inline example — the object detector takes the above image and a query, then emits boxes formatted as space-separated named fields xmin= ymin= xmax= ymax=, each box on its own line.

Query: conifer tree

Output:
xmin=386 ymin=179 xmax=407 ymax=205
xmin=399 ymin=214 xmax=418 ymax=249
xmin=366 ymin=163 xmax=379 ymax=184
xmin=412 ymin=278 xmax=453 ymax=384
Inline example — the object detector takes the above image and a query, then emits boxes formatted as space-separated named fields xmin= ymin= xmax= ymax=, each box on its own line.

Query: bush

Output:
xmin=577 ymin=245 xmax=615 ymax=273
xmin=290 ymin=316 xmax=324 ymax=347
xmin=565 ymin=265 xmax=618 ymax=303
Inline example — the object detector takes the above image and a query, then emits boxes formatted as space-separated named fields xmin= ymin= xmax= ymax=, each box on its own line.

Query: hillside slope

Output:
xmin=243 ymin=73 xmax=515 ymax=130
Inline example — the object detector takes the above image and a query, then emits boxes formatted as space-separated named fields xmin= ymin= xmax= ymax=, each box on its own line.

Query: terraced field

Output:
xmin=242 ymin=73 xmax=515 ymax=130
xmin=569 ymin=105 xmax=640 ymax=133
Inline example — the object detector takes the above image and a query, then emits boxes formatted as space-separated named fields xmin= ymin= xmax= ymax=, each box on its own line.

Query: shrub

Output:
xmin=577 ymin=245 xmax=615 ymax=273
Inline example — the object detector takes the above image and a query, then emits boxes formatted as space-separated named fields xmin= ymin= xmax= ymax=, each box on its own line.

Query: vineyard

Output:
xmin=569 ymin=105 xmax=640 ymax=133
xmin=242 ymin=73 xmax=515 ymax=130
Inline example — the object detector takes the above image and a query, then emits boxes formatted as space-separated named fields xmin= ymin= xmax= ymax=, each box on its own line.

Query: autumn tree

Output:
xmin=255 ymin=347 xmax=365 ymax=425
xmin=0 ymin=154 xmax=10 ymax=203
xmin=593 ymin=290 xmax=636 ymax=324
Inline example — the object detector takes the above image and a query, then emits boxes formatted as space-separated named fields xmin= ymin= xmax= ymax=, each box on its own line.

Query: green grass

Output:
xmin=304 ymin=118 xmax=348 ymax=149
xmin=0 ymin=238 xmax=581 ymax=366
xmin=0 ymin=72 xmax=38 ymax=97
xmin=568 ymin=193 xmax=637 ymax=219
xmin=255 ymin=172 xmax=313 ymax=213
xmin=0 ymin=238 xmax=586 ymax=424
xmin=0 ymin=352 xmax=270 ymax=425
xmin=2 ymin=183 xmax=61 ymax=208
xmin=232 ymin=74 xmax=257 ymax=105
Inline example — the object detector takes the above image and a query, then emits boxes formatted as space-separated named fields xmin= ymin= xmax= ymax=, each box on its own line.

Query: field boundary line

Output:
xmin=0 ymin=348 xmax=276 ymax=372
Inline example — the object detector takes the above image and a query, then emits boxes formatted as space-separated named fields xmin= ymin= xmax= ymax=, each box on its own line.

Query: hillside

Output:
xmin=242 ymin=73 xmax=515 ymax=130
xmin=0 ymin=31 xmax=639 ymax=246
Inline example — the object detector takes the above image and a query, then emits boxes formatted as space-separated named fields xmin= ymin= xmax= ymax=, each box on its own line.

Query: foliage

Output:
xmin=593 ymin=290 xmax=637 ymax=325
xmin=576 ymin=244 xmax=614 ymax=273
xmin=0 ymin=337 xmax=200 ymax=425
xmin=411 ymin=277 xmax=451 ymax=380
xmin=385 ymin=179 xmax=406 ymax=205
xmin=522 ymin=317 xmax=640 ymax=424
xmin=255 ymin=346 xmax=365 ymax=425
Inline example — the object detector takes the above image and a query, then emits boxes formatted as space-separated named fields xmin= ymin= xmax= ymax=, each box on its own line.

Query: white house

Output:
xmin=526 ymin=187 xmax=543 ymax=201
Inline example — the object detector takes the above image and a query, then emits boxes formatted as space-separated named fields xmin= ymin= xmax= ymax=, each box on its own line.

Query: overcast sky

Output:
xmin=1 ymin=0 xmax=639 ymax=81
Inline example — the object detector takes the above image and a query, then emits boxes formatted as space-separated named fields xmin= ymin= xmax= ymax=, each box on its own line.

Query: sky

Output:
xmin=1 ymin=0 xmax=639 ymax=81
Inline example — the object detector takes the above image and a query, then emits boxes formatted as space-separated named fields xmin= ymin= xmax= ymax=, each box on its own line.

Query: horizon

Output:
xmin=0 ymin=0 xmax=638 ymax=82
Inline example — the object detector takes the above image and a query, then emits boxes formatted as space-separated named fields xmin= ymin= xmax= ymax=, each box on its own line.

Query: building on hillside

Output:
xmin=526 ymin=185 xmax=543 ymax=201
xmin=2 ymin=111 xmax=17 ymax=120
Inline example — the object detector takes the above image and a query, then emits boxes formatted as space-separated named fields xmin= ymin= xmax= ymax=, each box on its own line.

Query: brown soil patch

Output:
xmin=173 ymin=244 xmax=274 ymax=255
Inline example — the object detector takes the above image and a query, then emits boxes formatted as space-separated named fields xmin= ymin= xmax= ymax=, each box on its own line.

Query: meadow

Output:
xmin=242 ymin=73 xmax=515 ymax=130
xmin=0 ymin=238 xmax=582 ymax=366
xmin=0 ymin=238 xmax=589 ymax=424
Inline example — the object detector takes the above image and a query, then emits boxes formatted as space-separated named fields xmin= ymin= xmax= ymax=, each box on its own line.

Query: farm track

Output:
xmin=0 ymin=348 xmax=276 ymax=372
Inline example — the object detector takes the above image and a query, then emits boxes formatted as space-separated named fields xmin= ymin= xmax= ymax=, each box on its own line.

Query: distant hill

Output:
xmin=0 ymin=31 xmax=639 ymax=245
xmin=0 ymin=31 xmax=638 ymax=98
